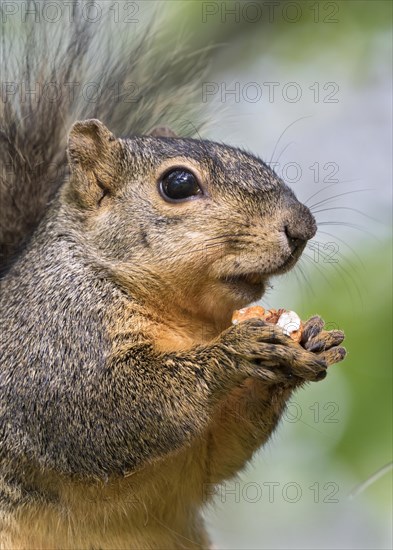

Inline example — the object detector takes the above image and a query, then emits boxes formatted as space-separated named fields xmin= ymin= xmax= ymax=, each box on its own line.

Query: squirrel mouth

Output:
xmin=219 ymin=249 xmax=304 ymax=293
xmin=271 ymin=249 xmax=303 ymax=275
xmin=222 ymin=272 xmax=266 ymax=288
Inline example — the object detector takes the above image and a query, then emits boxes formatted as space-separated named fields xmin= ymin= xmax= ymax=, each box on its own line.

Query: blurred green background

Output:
xmin=159 ymin=1 xmax=392 ymax=548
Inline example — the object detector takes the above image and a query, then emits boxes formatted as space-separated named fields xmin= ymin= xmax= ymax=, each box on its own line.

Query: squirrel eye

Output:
xmin=159 ymin=169 xmax=202 ymax=201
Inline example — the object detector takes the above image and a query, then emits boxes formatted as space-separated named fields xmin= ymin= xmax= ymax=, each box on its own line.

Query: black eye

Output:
xmin=160 ymin=169 xmax=202 ymax=201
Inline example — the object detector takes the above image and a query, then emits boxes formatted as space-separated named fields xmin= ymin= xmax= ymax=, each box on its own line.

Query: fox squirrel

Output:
xmin=0 ymin=9 xmax=346 ymax=550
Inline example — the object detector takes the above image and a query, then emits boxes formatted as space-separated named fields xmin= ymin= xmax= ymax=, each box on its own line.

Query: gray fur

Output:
xmin=0 ymin=11 xmax=346 ymax=548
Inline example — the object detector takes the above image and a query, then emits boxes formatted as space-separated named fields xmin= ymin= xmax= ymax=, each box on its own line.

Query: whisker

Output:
xmin=316 ymin=229 xmax=366 ymax=271
xmin=288 ymin=268 xmax=307 ymax=306
xmin=273 ymin=141 xmax=294 ymax=169
xmin=204 ymin=233 xmax=249 ymax=241
xmin=317 ymin=221 xmax=378 ymax=240
xmin=307 ymin=244 xmax=364 ymax=310
xmin=268 ymin=115 xmax=312 ymax=166
xmin=157 ymin=239 xmax=231 ymax=264
xmin=154 ymin=230 xmax=268 ymax=265
xmin=304 ymin=182 xmax=342 ymax=206
xmin=308 ymin=189 xmax=371 ymax=210
xmin=294 ymin=262 xmax=316 ymax=301
xmin=301 ymin=252 xmax=337 ymax=292
xmin=312 ymin=206 xmax=379 ymax=223
xmin=304 ymin=180 xmax=361 ymax=206
xmin=308 ymin=236 xmax=366 ymax=290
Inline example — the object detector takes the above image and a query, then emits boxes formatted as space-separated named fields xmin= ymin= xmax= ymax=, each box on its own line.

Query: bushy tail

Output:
xmin=0 ymin=1 xmax=208 ymax=273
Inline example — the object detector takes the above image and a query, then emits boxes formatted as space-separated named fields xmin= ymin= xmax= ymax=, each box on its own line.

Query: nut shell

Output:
xmin=232 ymin=306 xmax=303 ymax=342
xmin=276 ymin=310 xmax=303 ymax=342
xmin=231 ymin=306 xmax=265 ymax=324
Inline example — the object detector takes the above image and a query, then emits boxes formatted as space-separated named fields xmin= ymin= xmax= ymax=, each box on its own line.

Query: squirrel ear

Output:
xmin=147 ymin=126 xmax=178 ymax=138
xmin=67 ymin=119 xmax=119 ymax=208
xmin=67 ymin=119 xmax=116 ymax=170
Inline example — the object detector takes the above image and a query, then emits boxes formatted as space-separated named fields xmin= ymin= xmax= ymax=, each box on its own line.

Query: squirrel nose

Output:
xmin=284 ymin=204 xmax=317 ymax=251
xmin=284 ymin=225 xmax=307 ymax=252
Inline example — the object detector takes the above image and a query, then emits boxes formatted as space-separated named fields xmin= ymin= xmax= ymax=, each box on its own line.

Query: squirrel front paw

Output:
xmin=300 ymin=315 xmax=346 ymax=366
xmin=218 ymin=319 xmax=330 ymax=385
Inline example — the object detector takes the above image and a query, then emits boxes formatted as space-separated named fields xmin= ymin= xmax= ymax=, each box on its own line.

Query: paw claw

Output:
xmin=301 ymin=316 xmax=324 ymax=343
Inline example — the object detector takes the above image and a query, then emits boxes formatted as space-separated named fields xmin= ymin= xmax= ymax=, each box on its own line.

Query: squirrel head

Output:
xmin=65 ymin=119 xmax=316 ymax=327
